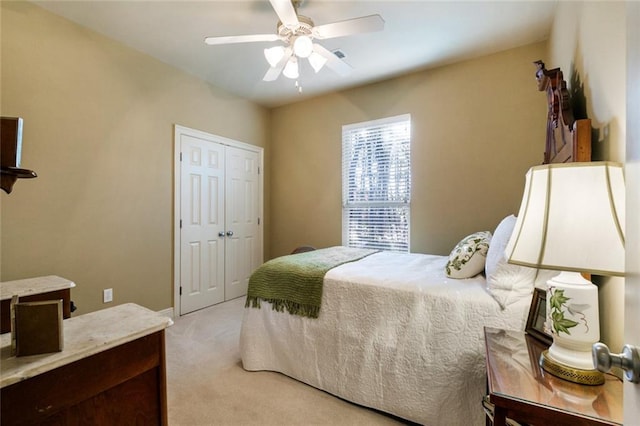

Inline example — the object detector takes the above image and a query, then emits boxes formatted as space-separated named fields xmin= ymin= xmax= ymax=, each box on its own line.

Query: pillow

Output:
xmin=445 ymin=231 xmax=492 ymax=278
xmin=485 ymin=215 xmax=537 ymax=309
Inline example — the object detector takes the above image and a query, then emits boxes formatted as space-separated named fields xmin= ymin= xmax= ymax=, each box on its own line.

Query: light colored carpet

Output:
xmin=165 ymin=297 xmax=408 ymax=426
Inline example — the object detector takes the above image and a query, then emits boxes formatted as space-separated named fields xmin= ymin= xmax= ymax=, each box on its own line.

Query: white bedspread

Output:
xmin=240 ymin=251 xmax=530 ymax=425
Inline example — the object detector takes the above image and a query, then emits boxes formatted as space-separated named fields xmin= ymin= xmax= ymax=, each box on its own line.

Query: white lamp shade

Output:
xmin=282 ymin=57 xmax=299 ymax=79
xmin=264 ymin=46 xmax=286 ymax=68
xmin=506 ymin=162 xmax=625 ymax=276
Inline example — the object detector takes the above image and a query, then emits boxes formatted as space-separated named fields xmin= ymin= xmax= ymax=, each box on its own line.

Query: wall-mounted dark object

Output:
xmin=1 ymin=117 xmax=37 ymax=194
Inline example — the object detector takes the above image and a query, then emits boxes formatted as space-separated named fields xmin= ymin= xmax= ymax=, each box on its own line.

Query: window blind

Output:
xmin=342 ymin=114 xmax=411 ymax=252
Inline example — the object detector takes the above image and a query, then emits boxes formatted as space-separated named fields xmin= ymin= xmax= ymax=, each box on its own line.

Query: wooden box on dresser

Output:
xmin=1 ymin=303 xmax=172 ymax=425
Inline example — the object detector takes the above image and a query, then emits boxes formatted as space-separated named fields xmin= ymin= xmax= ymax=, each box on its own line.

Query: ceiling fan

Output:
xmin=204 ymin=0 xmax=384 ymax=82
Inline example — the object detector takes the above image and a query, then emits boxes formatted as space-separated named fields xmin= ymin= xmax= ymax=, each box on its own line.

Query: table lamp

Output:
xmin=505 ymin=162 xmax=625 ymax=385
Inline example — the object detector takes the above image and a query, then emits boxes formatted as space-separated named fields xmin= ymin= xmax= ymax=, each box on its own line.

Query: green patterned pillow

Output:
xmin=445 ymin=231 xmax=492 ymax=279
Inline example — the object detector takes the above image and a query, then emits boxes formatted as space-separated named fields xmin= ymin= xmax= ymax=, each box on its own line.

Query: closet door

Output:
xmin=179 ymin=135 xmax=226 ymax=314
xmin=224 ymin=146 xmax=260 ymax=300
xmin=175 ymin=125 xmax=263 ymax=316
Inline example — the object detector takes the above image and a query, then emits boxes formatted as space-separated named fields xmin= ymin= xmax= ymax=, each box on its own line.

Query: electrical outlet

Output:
xmin=103 ymin=288 xmax=113 ymax=303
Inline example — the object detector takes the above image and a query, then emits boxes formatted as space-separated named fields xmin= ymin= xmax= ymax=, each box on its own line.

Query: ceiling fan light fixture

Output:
xmin=264 ymin=45 xmax=286 ymax=68
xmin=293 ymin=35 xmax=313 ymax=58
xmin=282 ymin=57 xmax=299 ymax=79
xmin=308 ymin=51 xmax=327 ymax=73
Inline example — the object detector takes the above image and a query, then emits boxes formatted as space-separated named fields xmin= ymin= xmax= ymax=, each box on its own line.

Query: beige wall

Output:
xmin=3 ymin=2 xmax=626 ymax=347
xmin=269 ymin=42 xmax=548 ymax=259
xmin=0 ymin=2 xmax=269 ymax=314
xmin=547 ymin=1 xmax=626 ymax=352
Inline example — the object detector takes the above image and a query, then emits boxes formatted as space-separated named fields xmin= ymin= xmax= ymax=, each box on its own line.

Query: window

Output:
xmin=342 ymin=114 xmax=411 ymax=252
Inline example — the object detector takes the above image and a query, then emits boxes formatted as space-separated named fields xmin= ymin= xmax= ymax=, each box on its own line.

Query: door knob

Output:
xmin=226 ymin=231 xmax=234 ymax=237
xmin=592 ymin=342 xmax=640 ymax=383
xmin=218 ymin=231 xmax=225 ymax=237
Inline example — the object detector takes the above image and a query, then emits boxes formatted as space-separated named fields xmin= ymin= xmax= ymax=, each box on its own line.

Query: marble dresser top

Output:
xmin=0 ymin=275 xmax=76 ymax=301
xmin=0 ymin=303 xmax=172 ymax=388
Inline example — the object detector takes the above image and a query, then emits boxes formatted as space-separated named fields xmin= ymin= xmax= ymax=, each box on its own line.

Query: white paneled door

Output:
xmin=224 ymin=146 xmax=260 ymax=300
xmin=175 ymin=126 xmax=262 ymax=316
xmin=179 ymin=135 xmax=225 ymax=314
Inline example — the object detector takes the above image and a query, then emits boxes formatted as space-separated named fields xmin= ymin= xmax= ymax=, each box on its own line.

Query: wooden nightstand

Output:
xmin=484 ymin=327 xmax=622 ymax=426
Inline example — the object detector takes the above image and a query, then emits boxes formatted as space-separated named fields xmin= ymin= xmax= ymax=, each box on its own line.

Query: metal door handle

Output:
xmin=592 ymin=342 xmax=640 ymax=383
xmin=226 ymin=231 xmax=234 ymax=237
xmin=218 ymin=231 xmax=225 ymax=237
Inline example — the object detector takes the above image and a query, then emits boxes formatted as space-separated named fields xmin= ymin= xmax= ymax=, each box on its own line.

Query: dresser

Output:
xmin=1 ymin=303 xmax=172 ymax=425
xmin=0 ymin=276 xmax=76 ymax=334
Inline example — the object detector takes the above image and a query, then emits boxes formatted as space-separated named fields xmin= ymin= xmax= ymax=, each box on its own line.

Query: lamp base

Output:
xmin=540 ymin=350 xmax=604 ymax=385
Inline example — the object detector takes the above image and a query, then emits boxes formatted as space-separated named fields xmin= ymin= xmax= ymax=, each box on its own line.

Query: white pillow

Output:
xmin=445 ymin=231 xmax=492 ymax=279
xmin=485 ymin=215 xmax=537 ymax=309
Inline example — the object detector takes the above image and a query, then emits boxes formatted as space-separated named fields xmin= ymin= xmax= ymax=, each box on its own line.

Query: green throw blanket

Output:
xmin=246 ymin=246 xmax=377 ymax=318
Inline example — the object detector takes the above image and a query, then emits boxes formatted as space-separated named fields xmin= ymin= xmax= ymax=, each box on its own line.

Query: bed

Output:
xmin=240 ymin=62 xmax=591 ymax=425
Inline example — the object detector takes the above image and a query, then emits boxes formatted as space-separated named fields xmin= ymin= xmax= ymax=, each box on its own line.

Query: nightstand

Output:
xmin=484 ymin=327 xmax=622 ymax=426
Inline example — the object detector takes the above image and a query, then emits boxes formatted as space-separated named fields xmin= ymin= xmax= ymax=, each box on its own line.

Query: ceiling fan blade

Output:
xmin=263 ymin=47 xmax=293 ymax=81
xmin=312 ymin=43 xmax=352 ymax=76
xmin=263 ymin=66 xmax=282 ymax=82
xmin=204 ymin=34 xmax=281 ymax=45
xmin=269 ymin=0 xmax=299 ymax=29
xmin=312 ymin=15 xmax=385 ymax=39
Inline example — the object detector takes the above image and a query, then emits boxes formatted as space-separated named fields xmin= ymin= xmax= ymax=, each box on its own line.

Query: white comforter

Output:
xmin=240 ymin=251 xmax=530 ymax=425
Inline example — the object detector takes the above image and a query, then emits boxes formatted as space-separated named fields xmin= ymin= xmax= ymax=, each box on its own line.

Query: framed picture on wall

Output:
xmin=525 ymin=288 xmax=552 ymax=346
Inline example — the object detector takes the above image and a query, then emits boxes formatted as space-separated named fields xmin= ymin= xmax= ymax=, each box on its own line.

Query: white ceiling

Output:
xmin=33 ymin=1 xmax=558 ymax=108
